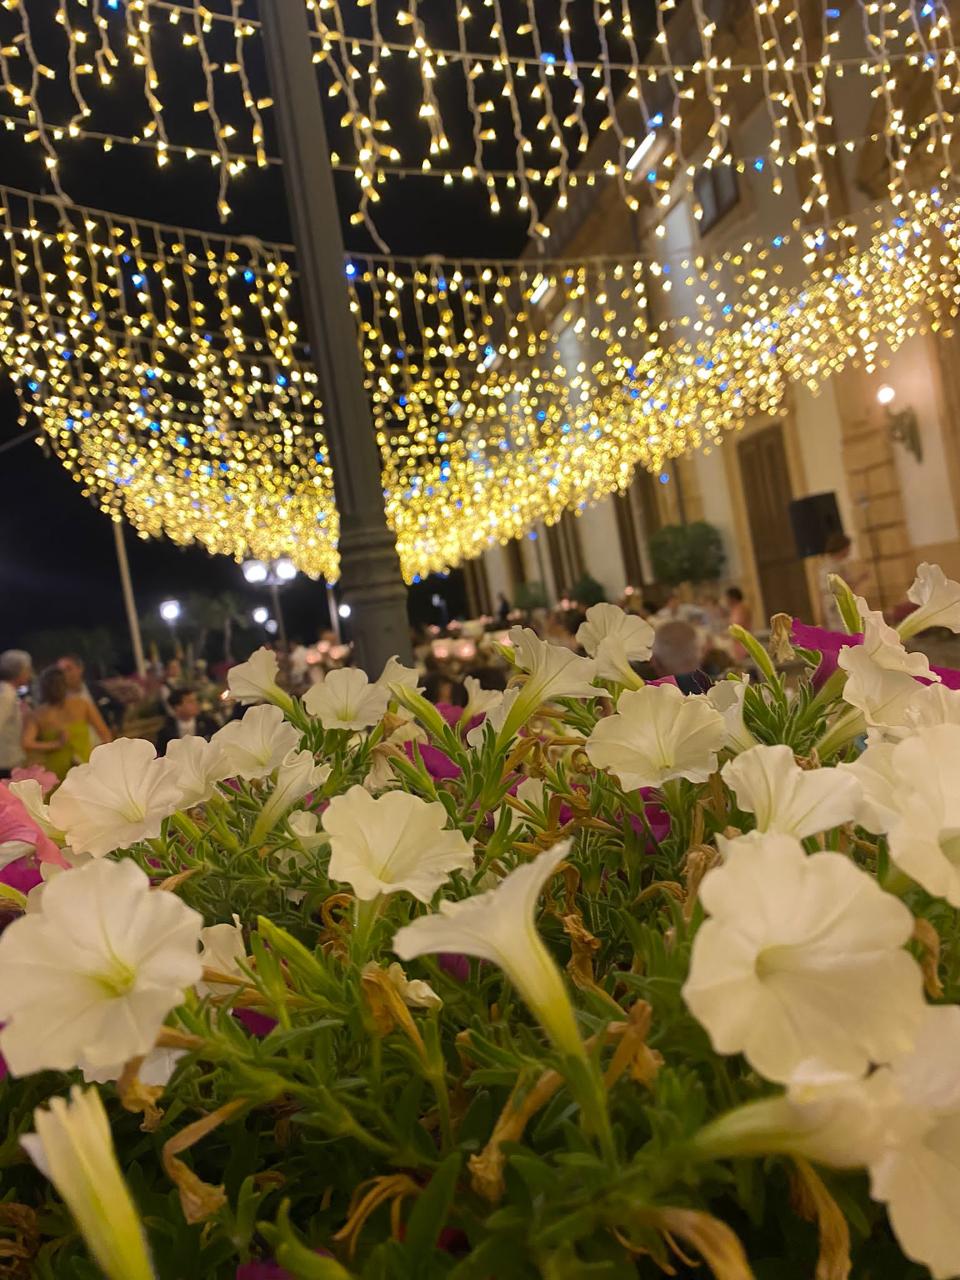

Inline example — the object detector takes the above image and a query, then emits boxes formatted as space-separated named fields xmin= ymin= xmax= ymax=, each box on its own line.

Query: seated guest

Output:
xmin=652 ymin=621 xmax=711 ymax=695
xmin=156 ymin=688 xmax=218 ymax=752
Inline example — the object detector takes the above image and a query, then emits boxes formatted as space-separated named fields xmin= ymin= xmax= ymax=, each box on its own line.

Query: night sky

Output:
xmin=0 ymin=0 xmax=651 ymax=657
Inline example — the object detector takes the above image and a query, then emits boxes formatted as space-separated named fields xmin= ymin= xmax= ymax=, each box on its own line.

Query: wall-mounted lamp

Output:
xmin=877 ymin=384 xmax=923 ymax=462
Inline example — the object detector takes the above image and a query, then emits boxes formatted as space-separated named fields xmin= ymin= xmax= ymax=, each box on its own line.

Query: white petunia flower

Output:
xmin=838 ymin=646 xmax=927 ymax=730
xmin=462 ymin=674 xmax=504 ymax=722
xmin=48 ymin=739 xmax=183 ymax=858
xmin=22 ymin=1086 xmax=154 ymax=1280
xmin=466 ymin=688 xmax=520 ymax=748
xmin=227 ymin=647 xmax=292 ymax=709
xmin=287 ymin=808 xmax=325 ymax=852
xmin=869 ymin=1005 xmax=960 ymax=1280
xmin=197 ymin=918 xmax=246 ymax=998
xmin=721 ymin=743 xmax=861 ymax=838
xmin=491 ymin=627 xmax=597 ymax=741
xmin=251 ymin=749 xmax=330 ymax=842
xmin=393 ymin=843 xmax=584 ymax=1058
xmin=706 ymin=678 xmax=758 ymax=753
xmin=8 ymin=778 xmax=64 ymax=840
xmin=303 ymin=667 xmax=390 ymax=731
xmin=378 ymin=655 xmax=422 ymax=696
xmin=164 ymin=736 xmax=232 ymax=807
xmin=693 ymin=1063 xmax=902 ymax=1169
xmin=849 ymin=725 xmax=960 ymax=907
xmin=899 ymin=562 xmax=960 ymax=639
xmin=585 ymin=683 xmax=726 ymax=790
xmin=211 ymin=705 xmax=301 ymax=781
xmin=682 ymin=834 xmax=924 ymax=1083
xmin=0 ymin=858 xmax=203 ymax=1075
xmin=323 ymin=785 xmax=473 ymax=902
xmin=577 ymin=603 xmax=653 ymax=686
xmin=509 ymin=626 xmax=598 ymax=701
xmin=855 ymin=600 xmax=935 ymax=678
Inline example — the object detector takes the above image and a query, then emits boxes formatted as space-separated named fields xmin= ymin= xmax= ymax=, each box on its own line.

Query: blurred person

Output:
xmin=23 ymin=666 xmax=110 ymax=781
xmin=818 ymin=534 xmax=866 ymax=630
xmin=651 ymin=620 xmax=711 ymax=694
xmin=0 ymin=650 xmax=31 ymax=779
xmin=156 ymin=687 xmax=219 ymax=753
xmin=496 ymin=591 xmax=511 ymax=623
xmin=58 ymin=653 xmax=119 ymax=743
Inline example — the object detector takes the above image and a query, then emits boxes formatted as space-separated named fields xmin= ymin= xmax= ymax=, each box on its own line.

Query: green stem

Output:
xmin=350 ymin=895 xmax=383 ymax=966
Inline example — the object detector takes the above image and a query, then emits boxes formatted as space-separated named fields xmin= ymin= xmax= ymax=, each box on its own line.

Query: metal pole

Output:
xmin=326 ymin=582 xmax=341 ymax=643
xmin=259 ymin=0 xmax=411 ymax=674
xmin=112 ymin=520 xmax=146 ymax=677
xmin=270 ymin=581 xmax=289 ymax=652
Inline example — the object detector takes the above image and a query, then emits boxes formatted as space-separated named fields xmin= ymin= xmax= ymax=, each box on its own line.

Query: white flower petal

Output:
xmin=901 ymin=562 xmax=960 ymax=638
xmin=48 ymin=739 xmax=183 ymax=858
xmin=227 ymin=647 xmax=285 ymax=705
xmin=393 ymin=842 xmax=582 ymax=1055
xmin=303 ymin=668 xmax=389 ymax=732
xmin=323 ymin=785 xmax=473 ymax=902
xmin=0 ymin=858 xmax=203 ymax=1076
xmin=722 ymin=743 xmax=861 ymax=838
xmin=586 ymin=683 xmax=726 ymax=789
xmin=211 ymin=705 xmax=301 ymax=781
xmin=683 ymin=835 xmax=924 ymax=1083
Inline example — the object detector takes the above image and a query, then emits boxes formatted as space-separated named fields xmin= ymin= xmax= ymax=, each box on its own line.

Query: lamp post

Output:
xmin=242 ymin=559 xmax=295 ymax=651
xmin=258 ymin=0 xmax=412 ymax=674
xmin=159 ymin=599 xmax=181 ymax=658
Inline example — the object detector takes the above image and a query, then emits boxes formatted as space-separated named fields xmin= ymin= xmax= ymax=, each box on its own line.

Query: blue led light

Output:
xmin=243 ymin=269 xmax=255 ymax=283
xmin=344 ymin=261 xmax=357 ymax=278
xmin=540 ymin=51 xmax=556 ymax=64
xmin=754 ymin=157 xmax=764 ymax=171
xmin=131 ymin=273 xmax=145 ymax=288
xmin=658 ymin=472 xmax=670 ymax=484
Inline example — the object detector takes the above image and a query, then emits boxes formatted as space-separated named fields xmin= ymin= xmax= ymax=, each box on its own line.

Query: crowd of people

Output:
xmin=0 ymin=581 xmax=761 ymax=785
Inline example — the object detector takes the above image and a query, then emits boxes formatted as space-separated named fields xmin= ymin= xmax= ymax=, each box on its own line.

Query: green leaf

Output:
xmin=403 ymin=1152 xmax=462 ymax=1258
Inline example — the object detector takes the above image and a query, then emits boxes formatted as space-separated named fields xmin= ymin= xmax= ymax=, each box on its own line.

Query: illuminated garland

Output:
xmin=3 ymin=182 xmax=960 ymax=581
xmin=0 ymin=187 xmax=338 ymax=578
xmin=4 ymin=0 xmax=960 ymax=246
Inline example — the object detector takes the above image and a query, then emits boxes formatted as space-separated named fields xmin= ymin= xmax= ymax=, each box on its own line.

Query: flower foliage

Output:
xmin=3 ymin=568 xmax=960 ymax=1280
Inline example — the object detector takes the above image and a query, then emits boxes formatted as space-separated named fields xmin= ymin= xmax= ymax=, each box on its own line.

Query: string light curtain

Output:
xmin=4 ymin=179 xmax=960 ymax=579
xmin=3 ymin=2 xmax=960 ymax=246
xmin=0 ymin=186 xmax=338 ymax=578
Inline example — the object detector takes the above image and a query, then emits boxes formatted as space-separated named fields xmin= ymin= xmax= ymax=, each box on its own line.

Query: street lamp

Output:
xmin=252 ymin=606 xmax=270 ymax=626
xmin=241 ymin=559 xmax=295 ymax=650
xmin=159 ymin=599 xmax=181 ymax=661
xmin=338 ymin=603 xmax=352 ymax=619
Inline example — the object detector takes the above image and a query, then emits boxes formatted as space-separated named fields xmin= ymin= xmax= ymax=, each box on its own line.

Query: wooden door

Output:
xmin=737 ymin=425 xmax=812 ymax=621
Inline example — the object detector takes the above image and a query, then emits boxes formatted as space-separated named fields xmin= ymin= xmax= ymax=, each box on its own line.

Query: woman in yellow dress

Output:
xmin=22 ymin=666 xmax=112 ymax=781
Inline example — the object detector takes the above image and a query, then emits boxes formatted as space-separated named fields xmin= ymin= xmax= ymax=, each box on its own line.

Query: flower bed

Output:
xmin=1 ymin=568 xmax=960 ymax=1279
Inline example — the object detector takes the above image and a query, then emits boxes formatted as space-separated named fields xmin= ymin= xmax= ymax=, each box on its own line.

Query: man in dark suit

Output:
xmin=156 ymin=688 xmax=218 ymax=754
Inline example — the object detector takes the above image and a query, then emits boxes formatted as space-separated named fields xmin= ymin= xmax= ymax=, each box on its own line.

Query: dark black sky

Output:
xmin=0 ymin=1 xmax=653 ymax=655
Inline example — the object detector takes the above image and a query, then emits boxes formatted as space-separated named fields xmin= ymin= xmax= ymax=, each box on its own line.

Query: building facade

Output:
xmin=469 ymin=0 xmax=960 ymax=625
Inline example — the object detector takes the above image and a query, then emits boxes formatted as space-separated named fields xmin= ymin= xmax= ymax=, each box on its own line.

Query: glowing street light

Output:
xmin=242 ymin=559 xmax=269 ymax=585
xmin=877 ymin=383 xmax=896 ymax=406
xmin=338 ymin=602 xmax=352 ymax=619
xmin=240 ymin=558 xmax=298 ymax=649
xmin=159 ymin=599 xmax=181 ymax=623
xmin=252 ymin=606 xmax=270 ymax=626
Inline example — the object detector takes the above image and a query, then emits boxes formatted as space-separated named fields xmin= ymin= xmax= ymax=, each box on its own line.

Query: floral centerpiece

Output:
xmin=2 ymin=568 xmax=960 ymax=1279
